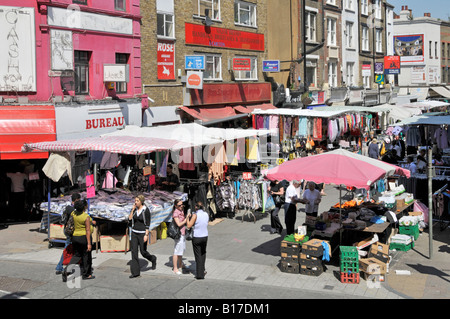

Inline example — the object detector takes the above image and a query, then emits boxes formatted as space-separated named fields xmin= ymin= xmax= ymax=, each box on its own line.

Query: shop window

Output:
xmin=234 ymin=56 xmax=257 ymax=81
xmin=234 ymin=1 xmax=257 ymax=28
xmin=115 ymin=53 xmax=129 ymax=94
xmin=74 ymin=51 xmax=90 ymax=95
xmin=115 ymin=0 xmax=126 ymax=11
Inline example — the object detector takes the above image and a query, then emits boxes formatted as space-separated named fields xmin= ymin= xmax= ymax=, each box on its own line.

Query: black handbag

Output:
xmin=167 ymin=221 xmax=181 ymax=240
xmin=274 ymin=195 xmax=285 ymax=206
xmin=185 ymin=227 xmax=194 ymax=241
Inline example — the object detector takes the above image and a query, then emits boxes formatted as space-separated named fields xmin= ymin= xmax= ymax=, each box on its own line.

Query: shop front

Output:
xmin=180 ymin=82 xmax=274 ymax=127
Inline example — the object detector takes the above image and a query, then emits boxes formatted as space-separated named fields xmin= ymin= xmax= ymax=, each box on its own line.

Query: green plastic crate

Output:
xmin=340 ymin=260 xmax=359 ymax=273
xmin=389 ymin=241 xmax=414 ymax=251
xmin=399 ymin=224 xmax=420 ymax=241
xmin=340 ymin=246 xmax=359 ymax=263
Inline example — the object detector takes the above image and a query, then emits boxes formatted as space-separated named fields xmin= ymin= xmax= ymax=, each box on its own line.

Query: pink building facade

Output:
xmin=0 ymin=0 xmax=145 ymax=160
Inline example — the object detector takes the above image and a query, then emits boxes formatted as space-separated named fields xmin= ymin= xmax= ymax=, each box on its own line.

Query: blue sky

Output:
xmin=388 ymin=0 xmax=450 ymax=21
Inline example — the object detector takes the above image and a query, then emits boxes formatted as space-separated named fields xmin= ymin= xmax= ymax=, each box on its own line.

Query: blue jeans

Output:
xmin=55 ymin=237 xmax=72 ymax=272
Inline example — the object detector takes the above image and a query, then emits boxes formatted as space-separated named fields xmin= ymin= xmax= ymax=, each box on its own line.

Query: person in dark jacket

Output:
xmin=368 ymin=138 xmax=379 ymax=159
xmin=128 ymin=195 xmax=157 ymax=278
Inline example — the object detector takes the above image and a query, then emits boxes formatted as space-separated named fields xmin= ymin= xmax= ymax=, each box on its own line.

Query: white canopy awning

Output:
xmin=393 ymin=114 xmax=450 ymax=126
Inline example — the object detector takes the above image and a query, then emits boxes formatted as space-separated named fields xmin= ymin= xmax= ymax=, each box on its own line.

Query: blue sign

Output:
xmin=385 ymin=68 xmax=400 ymax=75
xmin=185 ymin=55 xmax=205 ymax=70
xmin=262 ymin=60 xmax=280 ymax=72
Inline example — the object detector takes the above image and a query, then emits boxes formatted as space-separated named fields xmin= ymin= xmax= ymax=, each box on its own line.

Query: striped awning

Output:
xmin=22 ymin=136 xmax=185 ymax=155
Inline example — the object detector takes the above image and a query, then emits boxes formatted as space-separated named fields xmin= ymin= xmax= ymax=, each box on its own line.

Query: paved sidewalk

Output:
xmin=0 ymin=184 xmax=448 ymax=299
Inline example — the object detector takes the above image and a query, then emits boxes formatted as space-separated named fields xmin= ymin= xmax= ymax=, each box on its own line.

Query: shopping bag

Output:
xmin=62 ymin=244 xmax=74 ymax=265
xmin=265 ymin=195 xmax=275 ymax=211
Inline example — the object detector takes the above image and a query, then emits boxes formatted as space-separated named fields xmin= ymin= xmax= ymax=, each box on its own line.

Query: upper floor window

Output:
xmin=73 ymin=0 xmax=87 ymax=5
xmin=326 ymin=0 xmax=337 ymax=6
xmin=194 ymin=0 xmax=221 ymax=21
xmin=376 ymin=29 xmax=383 ymax=52
xmin=361 ymin=0 xmax=368 ymax=15
xmin=203 ymin=53 xmax=222 ymax=81
xmin=115 ymin=0 xmax=126 ymax=11
xmin=345 ymin=22 xmax=354 ymax=48
xmin=346 ymin=0 xmax=354 ymax=11
xmin=362 ymin=26 xmax=369 ymax=51
xmin=234 ymin=1 xmax=257 ymax=27
xmin=157 ymin=0 xmax=174 ymax=38
xmin=327 ymin=18 xmax=336 ymax=46
xmin=115 ymin=53 xmax=129 ymax=94
xmin=306 ymin=11 xmax=317 ymax=42
xmin=374 ymin=0 xmax=382 ymax=19
xmin=234 ymin=56 xmax=257 ymax=81
xmin=74 ymin=51 xmax=90 ymax=95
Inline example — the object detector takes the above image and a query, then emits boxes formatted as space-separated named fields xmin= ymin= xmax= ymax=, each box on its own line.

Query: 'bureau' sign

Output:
xmin=86 ymin=116 xmax=124 ymax=129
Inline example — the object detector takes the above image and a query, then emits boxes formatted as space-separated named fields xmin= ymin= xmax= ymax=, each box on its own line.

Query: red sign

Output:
xmin=86 ymin=116 xmax=124 ymax=129
xmin=188 ymin=73 xmax=201 ymax=86
xmin=185 ymin=23 xmax=264 ymax=52
xmin=233 ymin=58 xmax=251 ymax=71
xmin=384 ymin=56 xmax=401 ymax=70
xmin=157 ymin=40 xmax=175 ymax=80
xmin=243 ymin=172 xmax=252 ymax=180
xmin=190 ymin=83 xmax=271 ymax=106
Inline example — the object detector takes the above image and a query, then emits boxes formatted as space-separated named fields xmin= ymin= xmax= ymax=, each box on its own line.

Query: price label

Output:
xmin=243 ymin=172 xmax=252 ymax=180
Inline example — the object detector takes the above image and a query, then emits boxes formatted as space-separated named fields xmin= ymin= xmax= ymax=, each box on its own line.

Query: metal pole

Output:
xmin=428 ymin=147 xmax=433 ymax=259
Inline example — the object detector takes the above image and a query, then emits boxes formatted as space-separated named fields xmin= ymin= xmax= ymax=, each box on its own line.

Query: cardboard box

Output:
xmin=354 ymin=234 xmax=379 ymax=250
xmin=368 ymin=242 xmax=390 ymax=264
xmin=359 ymin=257 xmax=387 ymax=274
xmin=302 ymin=239 xmax=329 ymax=257
xmin=396 ymin=198 xmax=405 ymax=209
xmin=49 ymin=224 xmax=66 ymax=239
xmin=100 ymin=235 xmax=129 ymax=253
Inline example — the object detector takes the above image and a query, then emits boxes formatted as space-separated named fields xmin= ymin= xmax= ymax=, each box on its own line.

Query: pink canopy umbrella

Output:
xmin=266 ymin=149 xmax=410 ymax=190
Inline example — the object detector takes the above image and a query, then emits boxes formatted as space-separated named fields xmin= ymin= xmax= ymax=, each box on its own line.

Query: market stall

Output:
xmin=252 ymin=107 xmax=384 ymax=160
xmin=265 ymin=149 xmax=412 ymax=281
xmin=22 ymin=122 xmax=277 ymax=249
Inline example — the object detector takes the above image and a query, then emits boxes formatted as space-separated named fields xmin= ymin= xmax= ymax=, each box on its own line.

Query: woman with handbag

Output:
xmin=128 ymin=195 xmax=157 ymax=279
xmin=172 ymin=199 xmax=188 ymax=275
xmin=187 ymin=202 xmax=209 ymax=280
xmin=62 ymin=199 xmax=94 ymax=281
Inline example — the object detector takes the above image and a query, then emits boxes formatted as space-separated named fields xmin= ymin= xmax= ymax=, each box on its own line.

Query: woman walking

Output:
xmin=62 ymin=199 xmax=94 ymax=281
xmin=128 ymin=195 xmax=157 ymax=279
xmin=187 ymin=202 xmax=209 ymax=280
xmin=172 ymin=199 xmax=188 ymax=275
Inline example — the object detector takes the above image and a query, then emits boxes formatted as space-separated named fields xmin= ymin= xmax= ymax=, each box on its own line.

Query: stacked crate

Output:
xmin=300 ymin=239 xmax=327 ymax=276
xmin=280 ymin=240 xmax=301 ymax=274
xmin=340 ymin=246 xmax=360 ymax=284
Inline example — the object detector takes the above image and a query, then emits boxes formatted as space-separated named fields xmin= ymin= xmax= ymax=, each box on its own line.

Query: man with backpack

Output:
xmin=55 ymin=193 xmax=80 ymax=275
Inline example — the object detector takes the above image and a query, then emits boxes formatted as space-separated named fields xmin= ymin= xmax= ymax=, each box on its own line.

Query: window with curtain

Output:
xmin=234 ymin=1 xmax=257 ymax=27
xmin=362 ymin=26 xmax=369 ymax=51
xmin=204 ymin=54 xmax=222 ymax=80
xmin=194 ymin=0 xmax=220 ymax=20
xmin=115 ymin=53 xmax=129 ymax=94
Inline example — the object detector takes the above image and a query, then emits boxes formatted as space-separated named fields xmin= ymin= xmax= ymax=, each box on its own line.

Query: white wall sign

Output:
xmin=51 ymin=29 xmax=74 ymax=70
xmin=0 ymin=6 xmax=36 ymax=92
xmin=103 ymin=64 xmax=129 ymax=82
xmin=411 ymin=66 xmax=426 ymax=84
xmin=47 ymin=7 xmax=133 ymax=35
xmin=186 ymin=71 xmax=203 ymax=90
xmin=428 ymin=66 xmax=440 ymax=84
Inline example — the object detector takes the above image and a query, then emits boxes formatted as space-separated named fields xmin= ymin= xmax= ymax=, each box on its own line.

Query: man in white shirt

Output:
xmin=302 ymin=182 xmax=322 ymax=217
xmin=284 ymin=180 xmax=302 ymax=235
